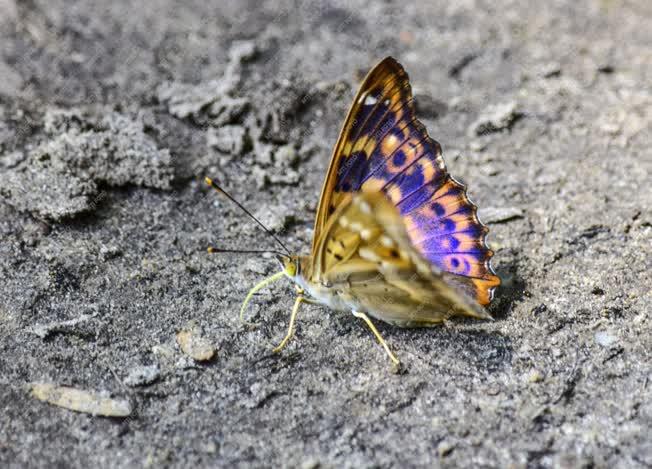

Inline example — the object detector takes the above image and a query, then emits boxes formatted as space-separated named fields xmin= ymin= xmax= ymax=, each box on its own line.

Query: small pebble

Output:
xmin=228 ymin=40 xmax=257 ymax=63
xmin=301 ymin=458 xmax=321 ymax=469
xmin=176 ymin=330 xmax=216 ymax=362
xmin=437 ymin=440 xmax=455 ymax=457
xmin=274 ymin=144 xmax=298 ymax=168
xmin=469 ymin=101 xmax=520 ymax=136
xmin=468 ymin=140 xmax=487 ymax=152
xmin=124 ymin=364 xmax=160 ymax=387
xmin=538 ymin=62 xmax=562 ymax=78
xmin=152 ymin=345 xmax=175 ymax=359
xmin=199 ymin=441 xmax=218 ymax=454
xmin=528 ymin=369 xmax=544 ymax=383
xmin=207 ymin=125 xmax=248 ymax=155
xmin=268 ymin=169 xmax=300 ymax=185
xmin=255 ymin=142 xmax=275 ymax=166
xmin=480 ymin=206 xmax=524 ymax=224
xmin=99 ymin=244 xmax=122 ymax=261
xmin=595 ymin=331 xmax=617 ymax=347
xmin=208 ymin=96 xmax=250 ymax=126
xmin=28 ymin=314 xmax=92 ymax=339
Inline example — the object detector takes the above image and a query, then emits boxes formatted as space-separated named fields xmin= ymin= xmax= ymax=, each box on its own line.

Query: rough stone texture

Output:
xmin=0 ymin=108 xmax=173 ymax=220
xmin=0 ymin=1 xmax=651 ymax=468
xmin=468 ymin=101 xmax=521 ymax=136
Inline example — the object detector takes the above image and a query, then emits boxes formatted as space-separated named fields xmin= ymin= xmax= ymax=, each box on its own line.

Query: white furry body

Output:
xmin=292 ymin=274 xmax=356 ymax=313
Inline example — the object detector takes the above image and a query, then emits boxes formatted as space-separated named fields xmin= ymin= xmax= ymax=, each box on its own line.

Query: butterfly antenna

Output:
xmin=204 ymin=176 xmax=291 ymax=256
xmin=206 ymin=247 xmax=288 ymax=258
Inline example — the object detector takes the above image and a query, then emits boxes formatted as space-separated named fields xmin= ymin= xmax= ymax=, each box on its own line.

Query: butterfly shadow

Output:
xmin=325 ymin=258 xmax=526 ymax=373
xmin=328 ymin=311 xmax=515 ymax=374
xmin=398 ymin=326 xmax=514 ymax=373
xmin=487 ymin=257 xmax=527 ymax=322
xmin=395 ymin=258 xmax=527 ymax=373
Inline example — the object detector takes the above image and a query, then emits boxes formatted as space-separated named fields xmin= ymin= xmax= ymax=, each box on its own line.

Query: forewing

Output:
xmin=313 ymin=57 xmax=417 ymax=251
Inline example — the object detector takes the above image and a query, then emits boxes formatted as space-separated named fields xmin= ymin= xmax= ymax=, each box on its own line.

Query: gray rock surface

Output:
xmin=0 ymin=1 xmax=651 ymax=468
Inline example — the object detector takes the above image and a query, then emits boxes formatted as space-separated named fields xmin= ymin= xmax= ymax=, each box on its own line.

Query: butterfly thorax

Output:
xmin=283 ymin=255 xmax=355 ymax=313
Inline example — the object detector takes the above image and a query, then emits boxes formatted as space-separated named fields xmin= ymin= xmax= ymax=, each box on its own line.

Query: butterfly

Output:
xmin=206 ymin=57 xmax=500 ymax=368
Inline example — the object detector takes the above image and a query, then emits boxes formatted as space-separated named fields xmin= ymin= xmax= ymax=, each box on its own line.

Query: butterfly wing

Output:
xmin=312 ymin=56 xmax=499 ymax=307
xmin=312 ymin=192 xmax=489 ymax=326
xmin=313 ymin=57 xmax=413 ymax=250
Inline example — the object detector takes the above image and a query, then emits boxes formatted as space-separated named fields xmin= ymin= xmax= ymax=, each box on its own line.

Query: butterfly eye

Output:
xmin=284 ymin=259 xmax=297 ymax=277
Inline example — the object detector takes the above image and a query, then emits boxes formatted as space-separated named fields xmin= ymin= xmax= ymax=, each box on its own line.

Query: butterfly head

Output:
xmin=277 ymin=254 xmax=301 ymax=279
xmin=277 ymin=254 xmax=314 ymax=288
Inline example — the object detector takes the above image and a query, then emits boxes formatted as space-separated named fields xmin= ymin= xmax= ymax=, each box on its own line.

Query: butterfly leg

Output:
xmin=300 ymin=297 xmax=320 ymax=305
xmin=272 ymin=295 xmax=305 ymax=353
xmin=293 ymin=285 xmax=321 ymax=305
xmin=352 ymin=311 xmax=400 ymax=366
